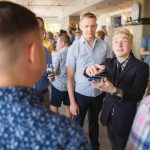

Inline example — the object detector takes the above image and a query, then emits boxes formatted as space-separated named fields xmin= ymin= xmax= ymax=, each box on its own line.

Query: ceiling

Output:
xmin=2 ymin=0 xmax=133 ymax=20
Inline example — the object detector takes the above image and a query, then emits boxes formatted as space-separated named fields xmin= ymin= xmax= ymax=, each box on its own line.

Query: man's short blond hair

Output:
xmin=80 ymin=12 xmax=97 ymax=22
xmin=113 ymin=28 xmax=133 ymax=42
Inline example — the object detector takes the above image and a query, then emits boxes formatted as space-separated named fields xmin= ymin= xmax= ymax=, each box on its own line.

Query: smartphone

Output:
xmin=88 ymin=77 xmax=101 ymax=82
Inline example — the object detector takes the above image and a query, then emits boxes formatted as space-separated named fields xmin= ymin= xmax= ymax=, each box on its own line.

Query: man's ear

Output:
xmin=28 ymin=42 xmax=38 ymax=65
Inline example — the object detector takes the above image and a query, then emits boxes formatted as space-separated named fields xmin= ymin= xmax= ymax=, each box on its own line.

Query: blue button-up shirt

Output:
xmin=52 ymin=47 xmax=68 ymax=91
xmin=0 ymin=86 xmax=91 ymax=150
xmin=141 ymin=35 xmax=150 ymax=67
xmin=66 ymin=36 xmax=112 ymax=97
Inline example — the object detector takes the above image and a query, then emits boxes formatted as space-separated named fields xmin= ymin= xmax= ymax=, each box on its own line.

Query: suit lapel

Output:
xmin=117 ymin=55 xmax=135 ymax=85
xmin=112 ymin=59 xmax=117 ymax=85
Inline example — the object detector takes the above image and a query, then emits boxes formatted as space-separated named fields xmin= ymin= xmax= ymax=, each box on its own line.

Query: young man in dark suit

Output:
xmin=84 ymin=28 xmax=149 ymax=150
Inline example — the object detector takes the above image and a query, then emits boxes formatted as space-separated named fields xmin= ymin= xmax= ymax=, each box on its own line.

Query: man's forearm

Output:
xmin=67 ymin=79 xmax=76 ymax=103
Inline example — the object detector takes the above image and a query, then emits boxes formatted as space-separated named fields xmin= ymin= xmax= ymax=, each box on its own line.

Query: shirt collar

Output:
xmin=0 ymin=86 xmax=43 ymax=103
xmin=80 ymin=36 xmax=97 ymax=44
xmin=117 ymin=54 xmax=131 ymax=70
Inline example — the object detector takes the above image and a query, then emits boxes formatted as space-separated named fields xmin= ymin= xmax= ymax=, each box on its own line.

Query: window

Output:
xmin=45 ymin=23 xmax=61 ymax=32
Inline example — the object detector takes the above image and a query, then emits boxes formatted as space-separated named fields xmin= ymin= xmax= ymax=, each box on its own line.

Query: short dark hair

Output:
xmin=59 ymin=35 xmax=71 ymax=46
xmin=36 ymin=17 xmax=44 ymax=23
xmin=60 ymin=29 xmax=67 ymax=36
xmin=0 ymin=1 xmax=38 ymax=39
xmin=80 ymin=12 xmax=97 ymax=22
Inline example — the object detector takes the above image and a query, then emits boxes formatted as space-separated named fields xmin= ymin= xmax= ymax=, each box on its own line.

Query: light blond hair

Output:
xmin=113 ymin=28 xmax=133 ymax=42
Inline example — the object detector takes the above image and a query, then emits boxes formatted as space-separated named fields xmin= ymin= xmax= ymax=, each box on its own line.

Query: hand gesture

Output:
xmin=86 ymin=64 xmax=105 ymax=77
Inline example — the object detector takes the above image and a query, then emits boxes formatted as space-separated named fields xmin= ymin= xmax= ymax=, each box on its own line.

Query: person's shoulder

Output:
xmin=105 ymin=56 xmax=116 ymax=64
xmin=145 ymin=34 xmax=150 ymax=39
xmin=60 ymin=47 xmax=68 ymax=53
xmin=96 ymin=38 xmax=107 ymax=45
xmin=39 ymin=112 xmax=91 ymax=149
xmin=141 ymin=96 xmax=150 ymax=107
xmin=137 ymin=96 xmax=150 ymax=114
xmin=133 ymin=55 xmax=149 ymax=68
xmin=37 ymin=110 xmax=84 ymax=136
xmin=44 ymin=112 xmax=80 ymax=132
xmin=70 ymin=38 xmax=81 ymax=47
xmin=68 ymin=39 xmax=81 ymax=55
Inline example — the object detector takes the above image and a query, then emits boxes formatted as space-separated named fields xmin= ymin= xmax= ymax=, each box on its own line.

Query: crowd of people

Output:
xmin=0 ymin=1 xmax=150 ymax=150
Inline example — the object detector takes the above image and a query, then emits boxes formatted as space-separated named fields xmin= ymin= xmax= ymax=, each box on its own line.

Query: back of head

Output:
xmin=0 ymin=1 xmax=38 ymax=40
xmin=59 ymin=35 xmax=71 ymax=46
xmin=0 ymin=1 xmax=39 ymax=63
xmin=60 ymin=29 xmax=67 ymax=36
xmin=0 ymin=1 xmax=44 ymax=86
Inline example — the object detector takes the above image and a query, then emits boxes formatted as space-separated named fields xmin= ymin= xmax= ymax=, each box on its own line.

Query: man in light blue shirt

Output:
xmin=66 ymin=12 xmax=112 ymax=150
xmin=140 ymin=34 xmax=150 ymax=95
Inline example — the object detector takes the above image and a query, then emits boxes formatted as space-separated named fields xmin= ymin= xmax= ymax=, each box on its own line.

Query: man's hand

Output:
xmin=86 ymin=64 xmax=105 ymax=77
xmin=47 ymin=73 xmax=55 ymax=82
xmin=91 ymin=77 xmax=116 ymax=94
xmin=70 ymin=101 xmax=79 ymax=116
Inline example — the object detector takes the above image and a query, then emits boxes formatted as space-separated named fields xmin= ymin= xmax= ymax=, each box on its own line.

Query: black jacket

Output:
xmin=100 ymin=53 xmax=149 ymax=136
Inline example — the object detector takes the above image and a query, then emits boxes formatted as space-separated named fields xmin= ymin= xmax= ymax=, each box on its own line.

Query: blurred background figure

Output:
xmin=43 ymin=31 xmax=53 ymax=54
xmin=140 ymin=34 xmax=150 ymax=96
xmin=60 ymin=29 xmax=67 ymax=36
xmin=95 ymin=30 xmax=105 ymax=40
xmin=67 ymin=30 xmax=75 ymax=44
xmin=35 ymin=17 xmax=52 ymax=109
xmin=46 ymin=31 xmax=55 ymax=53
xmin=75 ymin=29 xmax=82 ymax=40
xmin=101 ymin=25 xmax=110 ymax=44
xmin=48 ymin=35 xmax=72 ymax=118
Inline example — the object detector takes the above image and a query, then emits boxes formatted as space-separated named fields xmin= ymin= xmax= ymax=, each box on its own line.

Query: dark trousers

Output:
xmin=107 ymin=114 xmax=129 ymax=150
xmin=73 ymin=92 xmax=105 ymax=150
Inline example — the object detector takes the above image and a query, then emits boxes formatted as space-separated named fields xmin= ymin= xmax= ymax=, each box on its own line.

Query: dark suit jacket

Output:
xmin=100 ymin=53 xmax=149 ymax=137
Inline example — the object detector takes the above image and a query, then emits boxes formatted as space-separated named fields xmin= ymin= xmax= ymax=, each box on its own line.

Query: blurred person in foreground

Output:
xmin=84 ymin=28 xmax=149 ymax=150
xmin=0 ymin=1 xmax=91 ymax=149
xmin=34 ymin=17 xmax=52 ymax=108
xmin=126 ymin=95 xmax=150 ymax=150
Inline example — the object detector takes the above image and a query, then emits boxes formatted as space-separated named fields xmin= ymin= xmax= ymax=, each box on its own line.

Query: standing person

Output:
xmin=48 ymin=35 xmax=72 ymax=118
xmin=34 ymin=17 xmax=52 ymax=108
xmin=140 ymin=34 xmax=150 ymax=95
xmin=84 ymin=28 xmax=149 ymax=150
xmin=67 ymin=30 xmax=75 ymax=44
xmin=126 ymin=95 xmax=150 ymax=150
xmin=43 ymin=31 xmax=53 ymax=54
xmin=0 ymin=1 xmax=91 ymax=149
xmin=75 ymin=29 xmax=82 ymax=40
xmin=95 ymin=30 xmax=105 ymax=40
xmin=66 ymin=12 xmax=112 ymax=150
